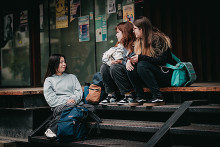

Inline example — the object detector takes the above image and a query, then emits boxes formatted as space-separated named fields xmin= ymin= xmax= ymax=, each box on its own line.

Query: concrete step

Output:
xmin=88 ymin=119 xmax=220 ymax=137
xmin=88 ymin=119 xmax=163 ymax=133
xmin=30 ymin=136 xmax=147 ymax=147
xmin=0 ymin=136 xmax=27 ymax=147
xmin=171 ymin=123 xmax=220 ymax=137
xmin=0 ymin=108 xmax=51 ymax=139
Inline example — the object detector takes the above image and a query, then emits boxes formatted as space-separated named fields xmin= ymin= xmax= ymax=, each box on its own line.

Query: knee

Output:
xmin=100 ymin=64 xmax=109 ymax=74
xmin=110 ymin=64 xmax=121 ymax=72
xmin=127 ymin=68 xmax=135 ymax=76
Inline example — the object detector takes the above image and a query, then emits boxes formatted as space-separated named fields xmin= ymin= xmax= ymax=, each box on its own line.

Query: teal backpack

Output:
xmin=165 ymin=53 xmax=197 ymax=87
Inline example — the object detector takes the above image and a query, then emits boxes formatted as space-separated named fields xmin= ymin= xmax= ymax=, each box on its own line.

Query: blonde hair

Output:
xmin=133 ymin=16 xmax=153 ymax=56
xmin=134 ymin=16 xmax=171 ymax=57
xmin=150 ymin=28 xmax=172 ymax=57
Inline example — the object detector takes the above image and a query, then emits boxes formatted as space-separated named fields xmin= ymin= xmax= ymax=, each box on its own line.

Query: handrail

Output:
xmin=145 ymin=101 xmax=193 ymax=147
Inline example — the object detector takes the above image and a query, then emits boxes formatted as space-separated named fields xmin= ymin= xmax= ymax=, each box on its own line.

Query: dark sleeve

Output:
xmin=138 ymin=49 xmax=173 ymax=66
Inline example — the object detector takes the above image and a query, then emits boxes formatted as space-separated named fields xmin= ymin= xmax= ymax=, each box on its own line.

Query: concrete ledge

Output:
xmin=144 ymin=86 xmax=220 ymax=92
xmin=0 ymin=87 xmax=43 ymax=95
xmin=0 ymin=83 xmax=220 ymax=96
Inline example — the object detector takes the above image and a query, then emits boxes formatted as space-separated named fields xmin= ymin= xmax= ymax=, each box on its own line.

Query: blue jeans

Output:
xmin=100 ymin=64 xmax=133 ymax=95
xmin=127 ymin=61 xmax=172 ymax=98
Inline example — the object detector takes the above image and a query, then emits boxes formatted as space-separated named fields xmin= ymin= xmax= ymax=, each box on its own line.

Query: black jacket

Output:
xmin=138 ymin=48 xmax=176 ymax=66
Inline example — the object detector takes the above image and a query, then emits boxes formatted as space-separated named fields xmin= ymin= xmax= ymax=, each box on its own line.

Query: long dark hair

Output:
xmin=43 ymin=54 xmax=68 ymax=81
xmin=151 ymin=27 xmax=172 ymax=56
xmin=133 ymin=16 xmax=153 ymax=55
xmin=115 ymin=21 xmax=136 ymax=53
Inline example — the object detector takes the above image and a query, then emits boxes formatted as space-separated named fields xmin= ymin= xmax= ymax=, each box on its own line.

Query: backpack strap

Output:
xmin=81 ymin=104 xmax=102 ymax=134
xmin=165 ymin=52 xmax=184 ymax=70
xmin=88 ymin=111 xmax=102 ymax=134
xmin=171 ymin=52 xmax=181 ymax=63
xmin=86 ymin=110 xmax=102 ymax=137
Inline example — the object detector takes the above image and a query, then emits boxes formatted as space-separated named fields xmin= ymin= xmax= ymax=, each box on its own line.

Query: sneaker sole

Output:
xmin=45 ymin=134 xmax=57 ymax=139
xmin=45 ymin=136 xmax=57 ymax=139
xmin=143 ymin=102 xmax=165 ymax=106
xmin=100 ymin=102 xmax=117 ymax=106
xmin=99 ymin=103 xmax=109 ymax=105
xmin=128 ymin=103 xmax=142 ymax=106
xmin=117 ymin=103 xmax=129 ymax=106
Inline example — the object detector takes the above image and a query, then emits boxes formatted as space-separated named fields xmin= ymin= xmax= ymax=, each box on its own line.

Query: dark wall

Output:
xmin=1 ymin=0 xmax=219 ymax=83
xmin=143 ymin=0 xmax=220 ymax=82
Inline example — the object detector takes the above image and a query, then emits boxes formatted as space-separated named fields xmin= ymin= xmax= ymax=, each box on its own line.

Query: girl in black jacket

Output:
xmin=127 ymin=16 xmax=175 ymax=106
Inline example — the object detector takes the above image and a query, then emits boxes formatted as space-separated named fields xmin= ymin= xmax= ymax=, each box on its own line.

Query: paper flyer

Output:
xmin=70 ymin=0 xmax=80 ymax=22
xmin=56 ymin=0 xmax=68 ymax=29
xmin=107 ymin=0 xmax=116 ymax=14
xmin=123 ymin=4 xmax=134 ymax=22
xmin=4 ymin=14 xmax=13 ymax=41
xmin=95 ymin=15 xmax=107 ymax=42
xmin=78 ymin=15 xmax=90 ymax=42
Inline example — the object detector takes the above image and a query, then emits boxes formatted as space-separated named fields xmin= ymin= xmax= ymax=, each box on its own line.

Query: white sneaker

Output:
xmin=99 ymin=96 xmax=116 ymax=105
xmin=117 ymin=96 xmax=134 ymax=105
xmin=45 ymin=128 xmax=56 ymax=138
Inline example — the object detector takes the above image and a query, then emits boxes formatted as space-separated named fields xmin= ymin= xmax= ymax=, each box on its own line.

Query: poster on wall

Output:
xmin=70 ymin=0 xmax=80 ymax=22
xmin=117 ymin=3 xmax=123 ymax=19
xmin=56 ymin=0 xmax=68 ymax=29
xmin=20 ymin=10 xmax=28 ymax=32
xmin=107 ymin=0 xmax=116 ymax=14
xmin=4 ymin=14 xmax=13 ymax=41
xmin=78 ymin=15 xmax=90 ymax=42
xmin=123 ymin=4 xmax=134 ymax=22
xmin=95 ymin=15 xmax=107 ymax=42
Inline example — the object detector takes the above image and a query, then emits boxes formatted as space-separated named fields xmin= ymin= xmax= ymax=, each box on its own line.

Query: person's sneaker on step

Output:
xmin=99 ymin=94 xmax=117 ymax=105
xmin=117 ymin=95 xmax=134 ymax=105
xmin=128 ymin=97 xmax=147 ymax=106
xmin=45 ymin=128 xmax=56 ymax=138
xmin=143 ymin=96 xmax=165 ymax=106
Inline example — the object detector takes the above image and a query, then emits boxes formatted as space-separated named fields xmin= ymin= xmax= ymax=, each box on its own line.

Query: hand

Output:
xmin=130 ymin=55 xmax=138 ymax=64
xmin=111 ymin=59 xmax=122 ymax=64
xmin=126 ymin=60 xmax=134 ymax=71
xmin=67 ymin=98 xmax=75 ymax=104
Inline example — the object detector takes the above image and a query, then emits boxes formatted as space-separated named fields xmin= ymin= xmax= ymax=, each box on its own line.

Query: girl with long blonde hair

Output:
xmin=127 ymin=16 xmax=175 ymax=106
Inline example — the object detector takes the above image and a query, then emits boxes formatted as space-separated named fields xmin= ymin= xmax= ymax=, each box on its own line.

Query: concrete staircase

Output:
xmin=1 ymin=83 xmax=220 ymax=147
xmin=29 ymin=101 xmax=220 ymax=147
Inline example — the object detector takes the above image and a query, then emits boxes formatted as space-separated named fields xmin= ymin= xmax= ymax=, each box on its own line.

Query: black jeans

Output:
xmin=100 ymin=63 xmax=133 ymax=95
xmin=127 ymin=61 xmax=172 ymax=98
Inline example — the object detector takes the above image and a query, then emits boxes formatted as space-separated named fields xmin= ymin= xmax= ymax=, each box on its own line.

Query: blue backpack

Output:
xmin=57 ymin=104 xmax=102 ymax=143
xmin=57 ymin=106 xmax=89 ymax=143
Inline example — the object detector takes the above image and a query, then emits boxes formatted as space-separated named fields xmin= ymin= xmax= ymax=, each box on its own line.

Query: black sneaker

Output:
xmin=143 ymin=96 xmax=165 ymax=106
xmin=99 ymin=96 xmax=117 ymax=105
xmin=128 ymin=97 xmax=147 ymax=106
xmin=117 ymin=96 xmax=134 ymax=105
